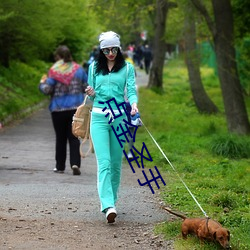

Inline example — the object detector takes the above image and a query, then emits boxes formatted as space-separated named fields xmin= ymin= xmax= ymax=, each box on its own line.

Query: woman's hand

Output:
xmin=85 ymin=86 xmax=95 ymax=97
xmin=40 ymin=74 xmax=47 ymax=83
xmin=131 ymin=103 xmax=138 ymax=115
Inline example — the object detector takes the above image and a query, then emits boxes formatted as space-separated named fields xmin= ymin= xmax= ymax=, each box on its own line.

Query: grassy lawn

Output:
xmin=134 ymin=58 xmax=250 ymax=250
xmin=0 ymin=60 xmax=49 ymax=123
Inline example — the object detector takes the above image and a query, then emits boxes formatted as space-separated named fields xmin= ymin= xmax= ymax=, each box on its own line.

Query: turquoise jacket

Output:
xmin=87 ymin=62 xmax=138 ymax=110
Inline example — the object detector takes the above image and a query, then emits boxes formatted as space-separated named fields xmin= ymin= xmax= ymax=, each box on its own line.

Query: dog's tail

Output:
xmin=161 ymin=206 xmax=187 ymax=220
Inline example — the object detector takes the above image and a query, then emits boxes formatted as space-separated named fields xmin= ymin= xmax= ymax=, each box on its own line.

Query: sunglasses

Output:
xmin=102 ymin=47 xmax=119 ymax=55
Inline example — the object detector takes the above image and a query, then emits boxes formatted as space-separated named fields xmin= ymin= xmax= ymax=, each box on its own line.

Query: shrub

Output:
xmin=210 ymin=191 xmax=237 ymax=209
xmin=210 ymin=135 xmax=250 ymax=159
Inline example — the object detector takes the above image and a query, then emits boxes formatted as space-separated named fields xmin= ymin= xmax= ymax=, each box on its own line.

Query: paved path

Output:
xmin=135 ymin=68 xmax=149 ymax=88
xmin=0 ymin=70 xmax=172 ymax=249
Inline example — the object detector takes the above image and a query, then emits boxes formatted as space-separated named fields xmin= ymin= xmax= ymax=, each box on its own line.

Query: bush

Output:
xmin=210 ymin=191 xmax=237 ymax=209
xmin=210 ymin=134 xmax=250 ymax=159
xmin=0 ymin=60 xmax=49 ymax=123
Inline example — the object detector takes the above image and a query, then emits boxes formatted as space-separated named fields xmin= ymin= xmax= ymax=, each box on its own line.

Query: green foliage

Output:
xmin=136 ymin=58 xmax=250 ymax=249
xmin=210 ymin=191 xmax=238 ymax=209
xmin=236 ymin=37 xmax=250 ymax=95
xmin=0 ymin=60 xmax=49 ymax=122
xmin=154 ymin=221 xmax=181 ymax=240
xmin=92 ymin=0 xmax=156 ymax=46
xmin=210 ymin=134 xmax=250 ymax=159
xmin=165 ymin=2 xmax=184 ymax=44
xmin=164 ymin=0 xmax=213 ymax=45
xmin=232 ymin=0 xmax=250 ymax=39
xmin=0 ymin=0 xmax=100 ymax=66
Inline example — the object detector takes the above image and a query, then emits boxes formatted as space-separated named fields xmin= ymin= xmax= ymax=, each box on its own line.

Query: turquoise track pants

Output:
xmin=90 ymin=111 xmax=126 ymax=212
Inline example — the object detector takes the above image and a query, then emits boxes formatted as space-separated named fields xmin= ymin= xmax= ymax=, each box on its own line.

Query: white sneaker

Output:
xmin=53 ymin=168 xmax=64 ymax=173
xmin=105 ymin=207 xmax=117 ymax=223
xmin=72 ymin=165 xmax=81 ymax=175
xmin=127 ymin=151 xmax=133 ymax=159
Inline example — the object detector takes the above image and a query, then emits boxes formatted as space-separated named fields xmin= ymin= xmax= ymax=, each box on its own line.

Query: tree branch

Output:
xmin=190 ymin=0 xmax=216 ymax=37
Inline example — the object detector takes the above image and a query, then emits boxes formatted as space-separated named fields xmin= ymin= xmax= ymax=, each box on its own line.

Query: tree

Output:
xmin=91 ymin=0 xmax=156 ymax=48
xmin=191 ymin=0 xmax=250 ymax=134
xmin=148 ymin=0 xmax=177 ymax=89
xmin=0 ymin=0 xmax=98 ymax=66
xmin=184 ymin=1 xmax=218 ymax=114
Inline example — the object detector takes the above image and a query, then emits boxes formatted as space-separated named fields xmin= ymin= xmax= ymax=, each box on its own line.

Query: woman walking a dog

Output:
xmin=85 ymin=31 xmax=138 ymax=223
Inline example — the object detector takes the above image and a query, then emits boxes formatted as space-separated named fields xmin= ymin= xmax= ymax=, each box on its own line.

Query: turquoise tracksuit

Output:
xmin=88 ymin=62 xmax=137 ymax=212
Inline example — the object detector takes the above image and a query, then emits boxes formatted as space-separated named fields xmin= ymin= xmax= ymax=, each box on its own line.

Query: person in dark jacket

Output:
xmin=143 ymin=44 xmax=152 ymax=74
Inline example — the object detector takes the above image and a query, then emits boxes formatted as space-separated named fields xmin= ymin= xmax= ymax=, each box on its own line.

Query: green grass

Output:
xmin=0 ymin=60 xmax=50 ymax=123
xmin=135 ymin=58 xmax=250 ymax=250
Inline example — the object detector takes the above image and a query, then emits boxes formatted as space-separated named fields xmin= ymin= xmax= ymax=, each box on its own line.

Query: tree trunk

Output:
xmin=148 ymin=0 xmax=169 ymax=89
xmin=184 ymin=4 xmax=218 ymax=114
xmin=212 ymin=0 xmax=250 ymax=134
xmin=191 ymin=0 xmax=250 ymax=134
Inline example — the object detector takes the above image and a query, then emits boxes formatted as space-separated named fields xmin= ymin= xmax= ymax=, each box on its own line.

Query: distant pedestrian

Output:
xmin=39 ymin=45 xmax=88 ymax=175
xmin=86 ymin=46 xmax=99 ymax=71
xmin=123 ymin=51 xmax=136 ymax=76
xmin=134 ymin=45 xmax=144 ymax=69
xmin=143 ymin=44 xmax=152 ymax=74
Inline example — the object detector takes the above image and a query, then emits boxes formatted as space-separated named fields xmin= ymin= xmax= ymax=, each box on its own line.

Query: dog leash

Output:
xmin=139 ymin=118 xmax=209 ymax=218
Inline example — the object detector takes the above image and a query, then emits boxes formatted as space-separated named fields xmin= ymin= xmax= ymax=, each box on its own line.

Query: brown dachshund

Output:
xmin=162 ymin=207 xmax=231 ymax=249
